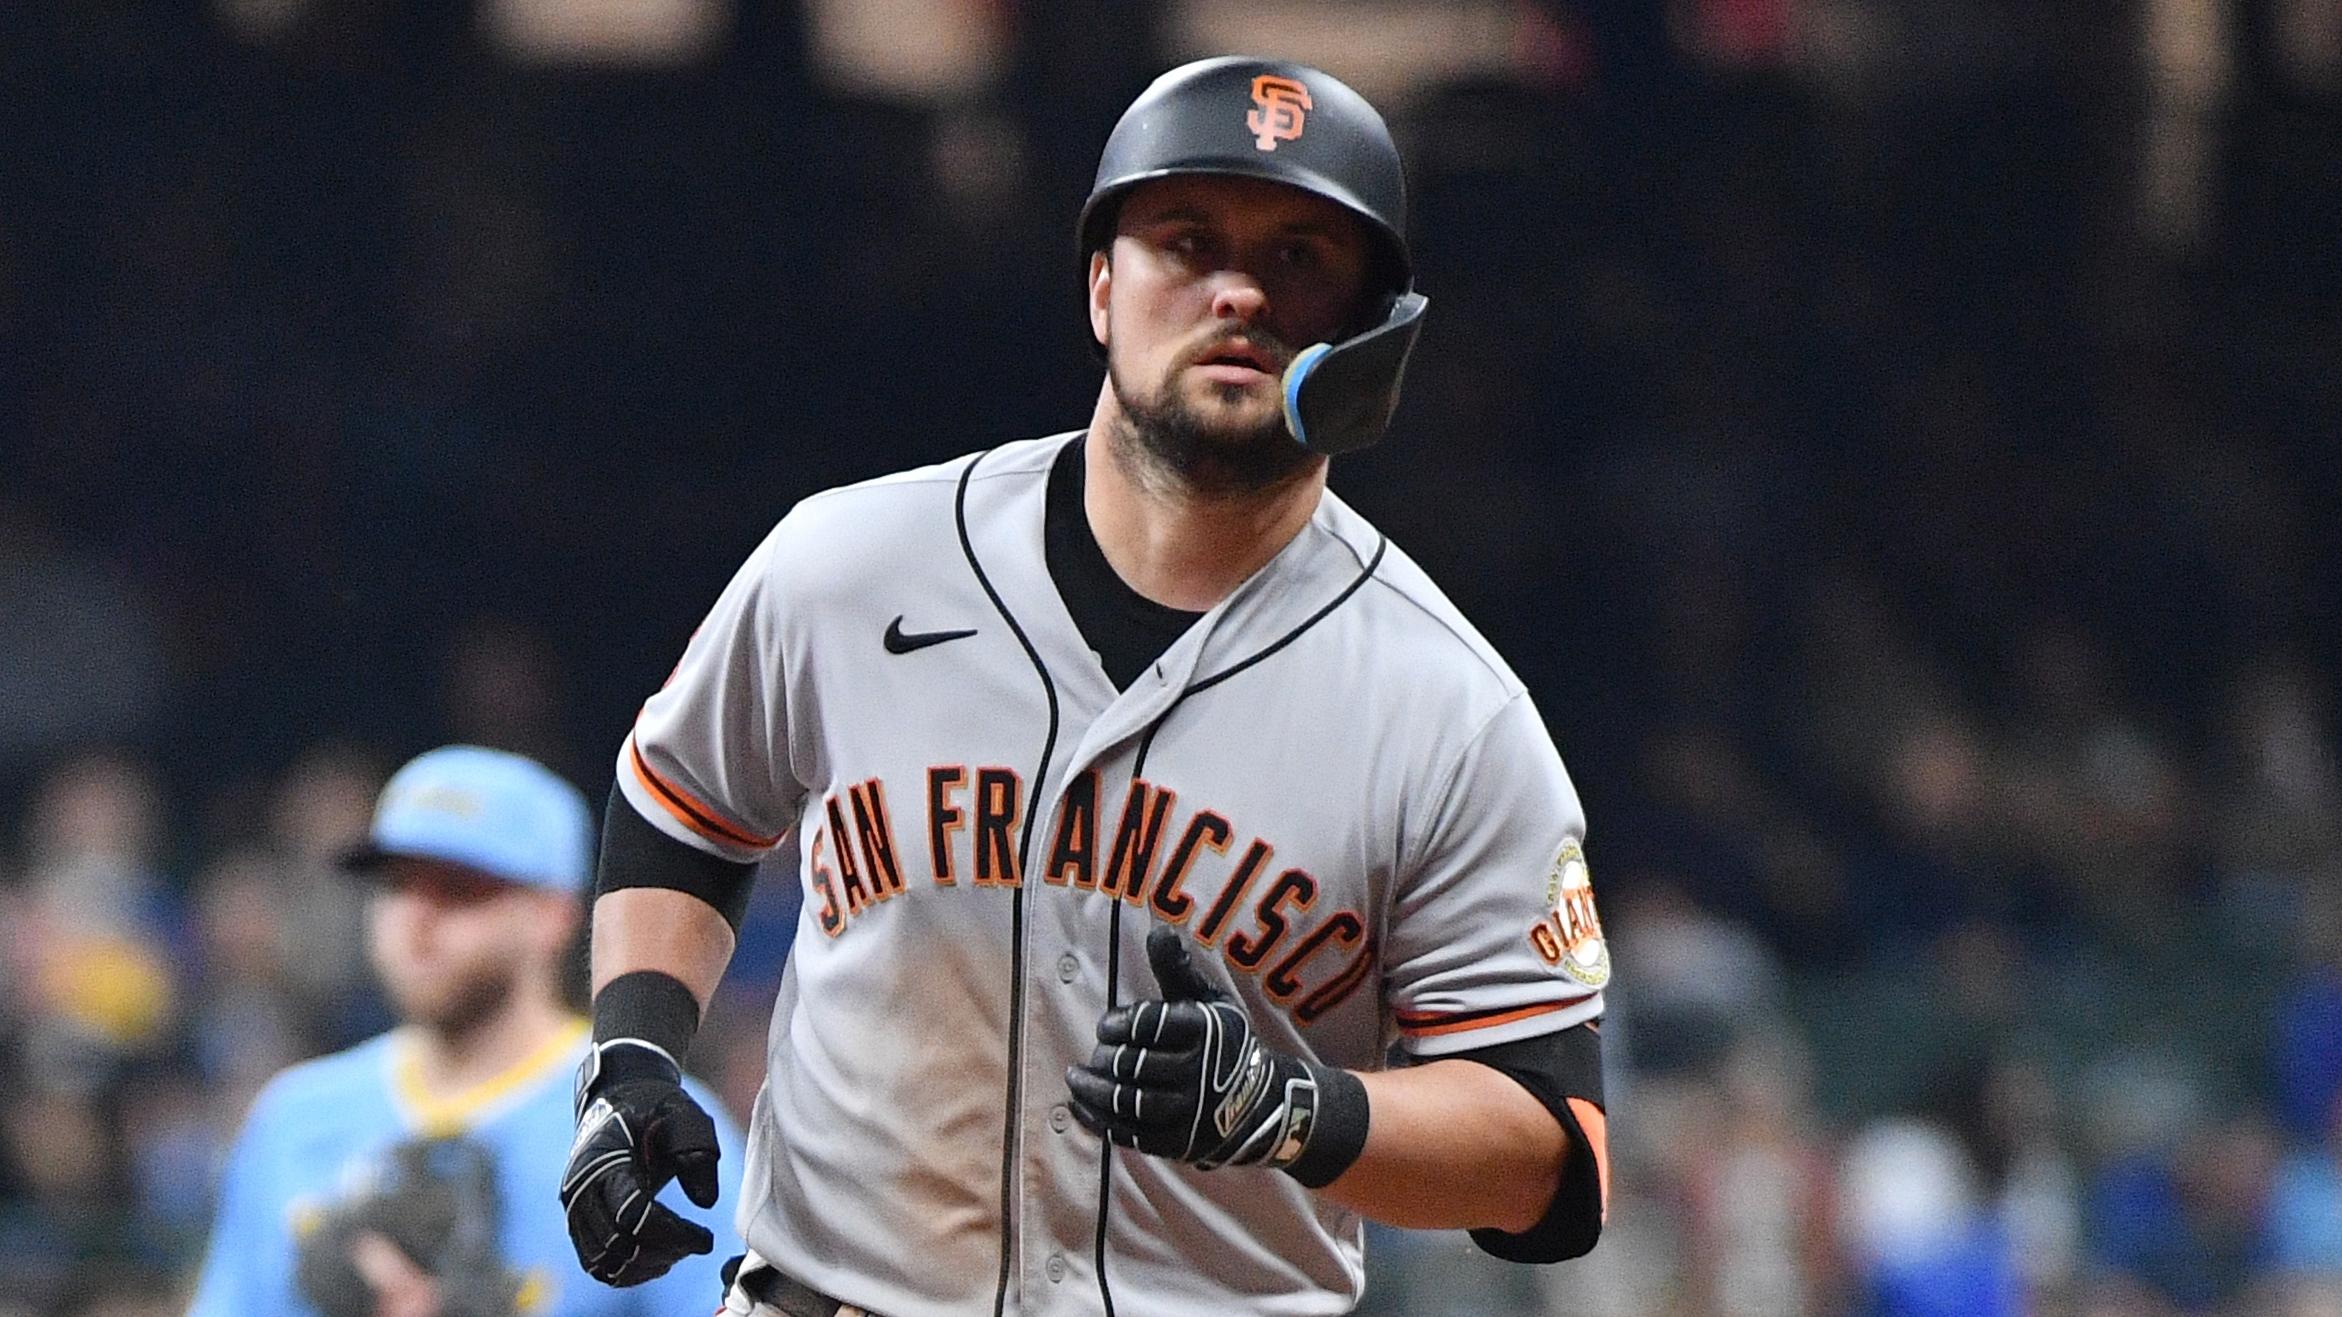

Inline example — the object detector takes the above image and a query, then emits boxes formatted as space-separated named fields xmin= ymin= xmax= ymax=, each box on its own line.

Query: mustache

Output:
xmin=1181 ymin=328 xmax=1294 ymax=373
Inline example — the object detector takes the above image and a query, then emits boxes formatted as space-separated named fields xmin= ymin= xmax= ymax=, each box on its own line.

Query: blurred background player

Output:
xmin=186 ymin=745 xmax=745 ymax=1316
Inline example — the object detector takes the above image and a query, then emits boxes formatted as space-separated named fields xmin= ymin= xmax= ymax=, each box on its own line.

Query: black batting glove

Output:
xmin=559 ymin=1039 xmax=721 ymax=1286
xmin=1065 ymin=927 xmax=1368 ymax=1186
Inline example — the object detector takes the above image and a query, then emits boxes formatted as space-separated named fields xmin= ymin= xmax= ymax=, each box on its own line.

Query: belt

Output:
xmin=727 ymin=1255 xmax=876 ymax=1317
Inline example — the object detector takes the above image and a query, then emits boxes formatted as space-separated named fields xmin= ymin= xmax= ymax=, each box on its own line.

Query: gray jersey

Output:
xmin=616 ymin=434 xmax=1610 ymax=1316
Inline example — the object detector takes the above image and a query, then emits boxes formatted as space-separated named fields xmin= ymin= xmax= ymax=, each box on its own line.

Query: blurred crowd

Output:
xmin=5 ymin=0 xmax=2342 ymax=1314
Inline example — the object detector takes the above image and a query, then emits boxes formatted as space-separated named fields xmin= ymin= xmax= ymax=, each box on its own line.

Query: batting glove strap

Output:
xmin=559 ymin=1040 xmax=720 ymax=1287
xmin=573 ymin=1037 xmax=681 ymax=1118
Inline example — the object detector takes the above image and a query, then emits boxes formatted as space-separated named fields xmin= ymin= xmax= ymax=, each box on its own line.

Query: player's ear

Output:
xmin=1088 ymin=250 xmax=1112 ymax=349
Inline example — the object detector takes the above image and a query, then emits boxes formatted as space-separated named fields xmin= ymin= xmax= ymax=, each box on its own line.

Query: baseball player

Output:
xmin=188 ymin=745 xmax=745 ymax=1316
xmin=562 ymin=56 xmax=1612 ymax=1317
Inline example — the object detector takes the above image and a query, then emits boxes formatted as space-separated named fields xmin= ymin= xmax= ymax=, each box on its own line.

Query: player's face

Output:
xmin=1092 ymin=175 xmax=1373 ymax=491
xmin=366 ymin=858 xmax=563 ymax=1037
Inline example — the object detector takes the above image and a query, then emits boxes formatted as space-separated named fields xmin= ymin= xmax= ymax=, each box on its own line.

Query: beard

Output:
xmin=392 ymin=957 xmax=518 ymax=1043
xmin=1107 ymin=340 xmax=1317 ymax=498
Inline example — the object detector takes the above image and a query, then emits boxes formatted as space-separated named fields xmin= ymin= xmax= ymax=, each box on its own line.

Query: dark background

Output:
xmin=2 ymin=1 xmax=2339 ymax=1313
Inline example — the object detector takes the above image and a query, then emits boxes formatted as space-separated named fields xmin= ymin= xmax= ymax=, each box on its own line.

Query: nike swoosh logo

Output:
xmin=884 ymin=616 xmax=978 ymax=654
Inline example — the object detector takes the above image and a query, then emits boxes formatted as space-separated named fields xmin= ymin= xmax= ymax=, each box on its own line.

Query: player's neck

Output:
xmin=1083 ymin=416 xmax=1327 ymax=613
xmin=408 ymin=989 xmax=577 ymax=1096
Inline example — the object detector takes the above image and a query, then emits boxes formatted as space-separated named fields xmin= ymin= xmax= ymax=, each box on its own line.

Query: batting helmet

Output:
xmin=1079 ymin=56 xmax=1430 ymax=456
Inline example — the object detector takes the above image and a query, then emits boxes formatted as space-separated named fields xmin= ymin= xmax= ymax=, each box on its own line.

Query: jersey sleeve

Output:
xmin=628 ymin=1076 xmax=753 ymax=1314
xmin=1387 ymin=691 xmax=1608 ymax=1057
xmin=617 ymin=522 xmax=807 ymax=861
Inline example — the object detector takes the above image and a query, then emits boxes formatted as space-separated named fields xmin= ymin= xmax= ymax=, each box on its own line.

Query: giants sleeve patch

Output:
xmin=1529 ymin=841 xmax=1609 ymax=989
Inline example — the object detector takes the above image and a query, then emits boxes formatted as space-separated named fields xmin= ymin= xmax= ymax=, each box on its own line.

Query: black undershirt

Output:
xmin=1044 ymin=436 xmax=1205 ymax=691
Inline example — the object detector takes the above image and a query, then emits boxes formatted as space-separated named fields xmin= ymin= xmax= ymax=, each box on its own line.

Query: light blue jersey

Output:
xmin=188 ymin=1020 xmax=743 ymax=1316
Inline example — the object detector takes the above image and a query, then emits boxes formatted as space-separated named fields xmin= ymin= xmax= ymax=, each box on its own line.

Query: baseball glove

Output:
xmin=294 ymin=1136 xmax=527 ymax=1317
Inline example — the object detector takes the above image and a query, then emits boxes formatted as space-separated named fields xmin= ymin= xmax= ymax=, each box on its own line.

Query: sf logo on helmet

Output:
xmin=1247 ymin=75 xmax=1312 ymax=151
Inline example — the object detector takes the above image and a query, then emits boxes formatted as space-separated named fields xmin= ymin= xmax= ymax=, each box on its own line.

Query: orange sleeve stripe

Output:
xmin=1395 ymin=999 xmax=1580 ymax=1038
xmin=1569 ymin=1096 xmax=1610 ymax=1220
xmin=628 ymin=740 xmax=780 ymax=851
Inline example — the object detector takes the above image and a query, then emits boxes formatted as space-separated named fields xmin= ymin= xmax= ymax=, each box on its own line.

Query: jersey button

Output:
xmin=1056 ymin=953 xmax=1079 ymax=983
xmin=1045 ymin=1253 xmax=1067 ymax=1284
xmin=1050 ymin=1104 xmax=1071 ymax=1133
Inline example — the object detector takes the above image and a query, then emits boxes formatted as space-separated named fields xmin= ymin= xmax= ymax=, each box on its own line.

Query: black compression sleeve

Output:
xmin=1453 ymin=1022 xmax=1607 ymax=1263
xmin=596 ymin=789 xmax=761 ymax=931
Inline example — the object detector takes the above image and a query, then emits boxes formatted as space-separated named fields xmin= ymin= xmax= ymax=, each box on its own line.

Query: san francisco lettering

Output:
xmin=803 ymin=768 xmax=1372 ymax=1024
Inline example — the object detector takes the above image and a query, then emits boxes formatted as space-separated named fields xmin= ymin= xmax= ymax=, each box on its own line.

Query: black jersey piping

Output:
xmin=958 ymin=449 xmax=1063 ymax=1317
xmin=1092 ymin=530 xmax=1389 ymax=1314
xmin=1095 ymin=896 xmax=1124 ymax=1317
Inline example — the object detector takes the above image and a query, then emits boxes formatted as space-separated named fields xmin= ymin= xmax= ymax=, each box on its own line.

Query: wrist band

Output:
xmin=1283 ymin=1062 xmax=1370 ymax=1189
xmin=591 ymin=969 xmax=702 ymax=1063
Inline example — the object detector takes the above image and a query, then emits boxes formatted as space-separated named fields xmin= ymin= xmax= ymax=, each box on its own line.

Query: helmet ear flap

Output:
xmin=1281 ymin=291 xmax=1428 ymax=456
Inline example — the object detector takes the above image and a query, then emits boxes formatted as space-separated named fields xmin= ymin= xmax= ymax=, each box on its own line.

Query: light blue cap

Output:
xmin=340 ymin=745 xmax=593 ymax=894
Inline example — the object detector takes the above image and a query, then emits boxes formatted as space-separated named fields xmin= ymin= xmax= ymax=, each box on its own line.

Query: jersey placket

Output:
xmin=1010 ymin=624 xmax=1219 ymax=1315
xmin=957 ymin=447 xmax=1382 ymax=1314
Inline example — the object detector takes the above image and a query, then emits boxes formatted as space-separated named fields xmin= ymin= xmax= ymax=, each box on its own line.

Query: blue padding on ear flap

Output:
xmin=1283 ymin=342 xmax=1334 ymax=448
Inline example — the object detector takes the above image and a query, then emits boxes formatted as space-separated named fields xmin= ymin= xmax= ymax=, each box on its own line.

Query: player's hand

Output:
xmin=348 ymin=1232 xmax=444 ymax=1317
xmin=1065 ymin=927 xmax=1332 ymax=1172
xmin=559 ymin=1039 xmax=721 ymax=1286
